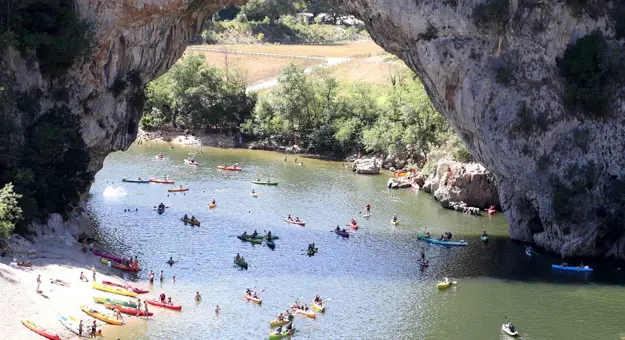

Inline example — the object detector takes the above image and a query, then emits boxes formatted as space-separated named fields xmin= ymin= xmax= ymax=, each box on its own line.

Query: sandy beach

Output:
xmin=0 ymin=234 xmax=162 ymax=340
xmin=137 ymin=128 xmax=240 ymax=148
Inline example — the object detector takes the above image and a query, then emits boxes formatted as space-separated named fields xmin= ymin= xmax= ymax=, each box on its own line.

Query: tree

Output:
xmin=0 ymin=183 xmax=22 ymax=238
xmin=304 ymin=0 xmax=348 ymax=24
xmin=240 ymin=0 xmax=298 ymax=22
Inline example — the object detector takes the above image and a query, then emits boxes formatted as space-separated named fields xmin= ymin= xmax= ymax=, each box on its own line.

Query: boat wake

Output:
xmin=103 ymin=186 xmax=128 ymax=197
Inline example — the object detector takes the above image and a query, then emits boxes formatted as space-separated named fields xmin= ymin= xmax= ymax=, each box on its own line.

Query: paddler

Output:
xmin=419 ymin=248 xmax=426 ymax=261
xmin=287 ymin=214 xmax=292 ymax=220
xmin=335 ymin=225 xmax=341 ymax=231
xmin=252 ymin=230 xmax=258 ymax=238
xmin=482 ymin=231 xmax=488 ymax=237
xmin=211 ymin=199 xmax=216 ymax=205
xmin=295 ymin=217 xmax=301 ymax=222
xmin=392 ymin=214 xmax=398 ymax=222
xmin=350 ymin=218 xmax=356 ymax=225
xmin=267 ymin=231 xmax=272 ymax=239
xmin=184 ymin=213 xmax=188 ymax=220
xmin=366 ymin=203 xmax=371 ymax=213
xmin=251 ymin=189 xmax=256 ymax=195
xmin=78 ymin=320 xmax=83 ymax=336
xmin=286 ymin=322 xmax=293 ymax=332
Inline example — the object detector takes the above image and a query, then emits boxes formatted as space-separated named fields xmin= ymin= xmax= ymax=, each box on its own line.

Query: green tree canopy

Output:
xmin=0 ymin=183 xmax=23 ymax=238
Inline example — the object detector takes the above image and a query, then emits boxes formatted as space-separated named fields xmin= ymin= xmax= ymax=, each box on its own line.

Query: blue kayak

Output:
xmin=417 ymin=235 xmax=468 ymax=246
xmin=551 ymin=264 xmax=593 ymax=272
xmin=122 ymin=178 xmax=149 ymax=183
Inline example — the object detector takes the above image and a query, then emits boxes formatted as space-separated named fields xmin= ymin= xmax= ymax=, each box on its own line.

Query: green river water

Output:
xmin=87 ymin=144 xmax=625 ymax=340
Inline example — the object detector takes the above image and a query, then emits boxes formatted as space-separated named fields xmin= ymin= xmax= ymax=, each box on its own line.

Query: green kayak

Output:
xmin=252 ymin=234 xmax=279 ymax=240
xmin=269 ymin=327 xmax=295 ymax=340
xmin=234 ymin=258 xmax=248 ymax=269
xmin=266 ymin=239 xmax=276 ymax=249
xmin=237 ymin=235 xmax=262 ymax=244
xmin=251 ymin=181 xmax=279 ymax=186
xmin=93 ymin=296 xmax=137 ymax=308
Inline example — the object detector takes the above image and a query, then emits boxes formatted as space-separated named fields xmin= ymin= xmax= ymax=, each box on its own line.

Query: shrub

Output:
xmin=0 ymin=183 xmax=23 ymax=238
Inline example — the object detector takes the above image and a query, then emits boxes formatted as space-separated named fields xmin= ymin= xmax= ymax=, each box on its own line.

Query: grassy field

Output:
xmin=184 ymin=50 xmax=318 ymax=85
xmin=326 ymin=55 xmax=410 ymax=86
xmin=197 ymin=41 xmax=384 ymax=58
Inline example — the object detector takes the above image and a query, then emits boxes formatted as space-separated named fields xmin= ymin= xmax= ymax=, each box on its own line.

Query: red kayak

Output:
xmin=417 ymin=260 xmax=429 ymax=268
xmin=105 ymin=302 xmax=153 ymax=316
xmin=350 ymin=223 xmax=359 ymax=230
xmin=146 ymin=298 xmax=182 ymax=311
xmin=217 ymin=166 xmax=242 ymax=171
xmin=92 ymin=249 xmax=132 ymax=265
xmin=102 ymin=281 xmax=148 ymax=294
xmin=149 ymin=178 xmax=175 ymax=184
xmin=111 ymin=261 xmax=141 ymax=272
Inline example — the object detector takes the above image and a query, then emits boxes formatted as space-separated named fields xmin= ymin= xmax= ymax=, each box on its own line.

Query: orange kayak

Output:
xmin=291 ymin=306 xmax=316 ymax=319
xmin=217 ymin=166 xmax=242 ymax=171
xmin=150 ymin=178 xmax=175 ymax=184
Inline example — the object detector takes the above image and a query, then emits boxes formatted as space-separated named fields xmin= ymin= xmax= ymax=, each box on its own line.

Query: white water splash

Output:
xmin=103 ymin=186 xmax=128 ymax=197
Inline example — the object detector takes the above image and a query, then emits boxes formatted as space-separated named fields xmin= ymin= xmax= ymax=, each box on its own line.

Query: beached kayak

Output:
xmin=502 ymin=324 xmax=519 ymax=337
xmin=149 ymin=178 xmax=175 ymax=184
xmin=334 ymin=230 xmax=349 ymax=238
xmin=217 ymin=166 xmax=242 ymax=171
xmin=208 ymin=203 xmax=216 ymax=209
xmin=181 ymin=218 xmax=200 ymax=226
xmin=168 ymin=188 xmax=189 ymax=192
xmin=269 ymin=315 xmax=293 ymax=327
xmin=21 ymin=319 xmax=61 ymax=340
xmin=417 ymin=235 xmax=468 ymax=246
xmin=269 ymin=327 xmax=295 ymax=340
xmin=481 ymin=235 xmax=488 ymax=242
xmin=244 ymin=293 xmax=262 ymax=304
xmin=122 ymin=178 xmax=149 ymax=183
xmin=104 ymin=302 xmax=153 ymax=316
xmin=551 ymin=264 xmax=593 ymax=272
xmin=99 ymin=257 xmax=141 ymax=272
xmin=237 ymin=235 xmax=262 ymax=244
xmin=266 ymin=239 xmax=276 ymax=249
xmin=145 ymin=298 xmax=182 ymax=311
xmin=92 ymin=281 xmax=137 ymax=297
xmin=234 ymin=258 xmax=248 ymax=269
xmin=292 ymin=307 xmax=316 ymax=318
xmin=251 ymin=181 xmax=278 ymax=185
xmin=91 ymin=249 xmax=132 ymax=265
xmin=417 ymin=260 xmax=429 ymax=268
xmin=93 ymin=296 xmax=137 ymax=308
xmin=311 ymin=300 xmax=325 ymax=313
xmin=284 ymin=218 xmax=305 ymax=226
xmin=391 ymin=219 xmax=399 ymax=226
xmin=102 ymin=280 xmax=148 ymax=294
xmin=81 ymin=305 xmax=123 ymax=325
xmin=58 ymin=314 xmax=89 ymax=338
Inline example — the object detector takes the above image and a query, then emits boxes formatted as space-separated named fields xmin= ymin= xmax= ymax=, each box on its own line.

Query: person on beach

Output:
xmin=160 ymin=293 xmax=166 ymax=303
xmin=149 ymin=270 xmax=154 ymax=284
xmin=215 ymin=305 xmax=221 ymax=314
xmin=143 ymin=301 xmax=149 ymax=319
xmin=173 ymin=275 xmax=176 ymax=283
xmin=115 ymin=307 xmax=124 ymax=323
xmin=195 ymin=292 xmax=201 ymax=301
xmin=36 ymin=274 xmax=41 ymax=292
xmin=90 ymin=320 xmax=97 ymax=338
xmin=92 ymin=266 xmax=96 ymax=281
xmin=136 ymin=298 xmax=142 ymax=317
xmin=78 ymin=320 xmax=83 ymax=336
xmin=82 ymin=240 xmax=87 ymax=253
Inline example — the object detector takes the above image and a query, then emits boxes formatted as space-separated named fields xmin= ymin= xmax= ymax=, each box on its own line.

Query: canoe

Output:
xmin=145 ymin=298 xmax=182 ymax=310
xmin=181 ymin=218 xmax=200 ymax=226
xmin=251 ymin=181 xmax=278 ymax=185
xmin=58 ymin=314 xmax=88 ymax=338
xmin=437 ymin=280 xmax=452 ymax=289
xmin=122 ymin=178 xmax=149 ymax=183
xmin=91 ymin=249 xmax=132 ymax=265
xmin=391 ymin=220 xmax=399 ymax=226
xmin=284 ymin=218 xmax=305 ymax=226
xmin=266 ymin=239 xmax=276 ymax=249
xmin=104 ymin=302 xmax=153 ymax=316
xmin=92 ymin=281 xmax=138 ymax=297
xmin=234 ymin=258 xmax=248 ymax=269
xmin=217 ymin=166 xmax=242 ymax=171
xmin=252 ymin=234 xmax=279 ymax=240
xmin=99 ymin=257 xmax=141 ymax=272
xmin=93 ymin=296 xmax=137 ymax=308
xmin=150 ymin=178 xmax=175 ymax=184
xmin=269 ymin=315 xmax=293 ymax=327
xmin=80 ymin=305 xmax=123 ymax=325
xmin=418 ymin=235 xmax=468 ymax=246
xmin=334 ymin=230 xmax=349 ymax=238
xmin=292 ymin=307 xmax=316 ymax=319
xmin=551 ymin=264 xmax=593 ymax=272
xmin=502 ymin=324 xmax=519 ymax=337
xmin=21 ymin=320 xmax=61 ymax=340
xmin=168 ymin=188 xmax=189 ymax=192
xmin=208 ymin=203 xmax=216 ymax=209
xmin=244 ymin=293 xmax=262 ymax=304
xmin=481 ymin=235 xmax=488 ymax=242
xmin=311 ymin=300 xmax=325 ymax=313
xmin=102 ymin=280 xmax=148 ymax=294
xmin=417 ymin=260 xmax=429 ymax=268
xmin=269 ymin=327 xmax=295 ymax=340
xmin=237 ymin=235 xmax=262 ymax=244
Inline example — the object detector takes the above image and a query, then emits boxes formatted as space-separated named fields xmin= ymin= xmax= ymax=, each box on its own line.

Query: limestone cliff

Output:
xmin=336 ymin=0 xmax=625 ymax=259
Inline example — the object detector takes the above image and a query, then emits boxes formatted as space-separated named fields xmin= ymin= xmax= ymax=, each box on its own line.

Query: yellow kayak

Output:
xmin=437 ymin=279 xmax=455 ymax=290
xmin=391 ymin=219 xmax=399 ymax=226
xmin=244 ymin=293 xmax=262 ymax=304
xmin=311 ymin=300 xmax=325 ymax=313
xmin=80 ymin=305 xmax=123 ymax=325
xmin=293 ymin=308 xmax=316 ymax=319
xmin=208 ymin=203 xmax=216 ymax=209
xmin=92 ymin=281 xmax=137 ymax=297
xmin=269 ymin=317 xmax=292 ymax=328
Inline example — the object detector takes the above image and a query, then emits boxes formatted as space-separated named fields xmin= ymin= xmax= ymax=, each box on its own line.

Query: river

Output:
xmin=88 ymin=144 xmax=625 ymax=340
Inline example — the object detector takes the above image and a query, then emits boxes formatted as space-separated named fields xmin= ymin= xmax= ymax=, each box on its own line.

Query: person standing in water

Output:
xmin=159 ymin=270 xmax=164 ymax=283
xmin=195 ymin=292 xmax=201 ymax=301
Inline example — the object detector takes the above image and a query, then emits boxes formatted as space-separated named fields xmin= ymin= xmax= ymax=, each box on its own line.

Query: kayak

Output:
xmin=417 ymin=260 xmax=429 ymax=268
xmin=481 ymin=235 xmax=488 ymax=242
xmin=168 ymin=188 xmax=189 ymax=192
xmin=104 ymin=302 xmax=153 ymax=316
xmin=122 ymin=178 xmax=149 ymax=183
xmin=251 ymin=181 xmax=278 ymax=185
xmin=91 ymin=249 xmax=132 ymax=265
xmin=418 ymin=235 xmax=468 ymax=246
xmin=391 ymin=219 xmax=399 ymax=226
xmin=181 ymin=218 xmax=200 ymax=226
xmin=92 ymin=281 xmax=138 ymax=297
xmin=502 ymin=323 xmax=519 ymax=336
xmin=551 ymin=264 xmax=593 ymax=272
xmin=145 ymin=298 xmax=183 ymax=311
xmin=362 ymin=214 xmax=371 ymax=218
xmin=217 ymin=166 xmax=242 ymax=171
xmin=252 ymin=234 xmax=279 ymax=240
xmin=292 ymin=307 xmax=316 ymax=318
xmin=525 ymin=248 xmax=534 ymax=256
xmin=269 ymin=327 xmax=295 ymax=340
xmin=100 ymin=257 xmax=141 ymax=272
xmin=234 ymin=258 xmax=248 ymax=269
xmin=269 ymin=315 xmax=293 ymax=327
xmin=58 ymin=314 xmax=89 ymax=338
xmin=437 ymin=280 xmax=453 ymax=290
xmin=157 ymin=207 xmax=165 ymax=214
xmin=80 ymin=305 xmax=123 ymax=325
xmin=284 ymin=218 xmax=305 ymax=226
xmin=149 ymin=178 xmax=175 ymax=184
xmin=251 ymin=192 xmax=258 ymax=197
xmin=311 ymin=300 xmax=325 ymax=313
xmin=266 ymin=239 xmax=276 ymax=249
xmin=93 ymin=296 xmax=137 ymax=308
xmin=184 ymin=159 xmax=199 ymax=166
xmin=237 ymin=235 xmax=262 ymax=244
xmin=102 ymin=280 xmax=148 ymax=294
xmin=208 ymin=203 xmax=216 ymax=209
xmin=244 ymin=293 xmax=262 ymax=304
xmin=334 ymin=230 xmax=349 ymax=238
xmin=21 ymin=319 xmax=62 ymax=340
xmin=349 ymin=223 xmax=359 ymax=230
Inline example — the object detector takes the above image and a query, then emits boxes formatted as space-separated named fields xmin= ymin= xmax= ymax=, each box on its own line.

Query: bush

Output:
xmin=0 ymin=183 xmax=22 ymax=238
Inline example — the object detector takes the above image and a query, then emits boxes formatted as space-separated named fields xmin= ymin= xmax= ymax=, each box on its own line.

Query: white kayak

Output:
xmin=502 ymin=323 xmax=518 ymax=337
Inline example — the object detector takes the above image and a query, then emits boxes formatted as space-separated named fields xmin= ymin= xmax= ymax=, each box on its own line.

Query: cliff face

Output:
xmin=336 ymin=0 xmax=625 ymax=259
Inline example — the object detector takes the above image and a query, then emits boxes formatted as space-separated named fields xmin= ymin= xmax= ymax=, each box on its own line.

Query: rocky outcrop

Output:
xmin=387 ymin=178 xmax=411 ymax=189
xmin=338 ymin=0 xmax=625 ymax=259
xmin=352 ymin=157 xmax=382 ymax=175
xmin=430 ymin=161 xmax=499 ymax=210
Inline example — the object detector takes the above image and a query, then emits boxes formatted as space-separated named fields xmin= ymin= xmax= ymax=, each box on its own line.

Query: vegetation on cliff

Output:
xmin=0 ymin=183 xmax=22 ymax=238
